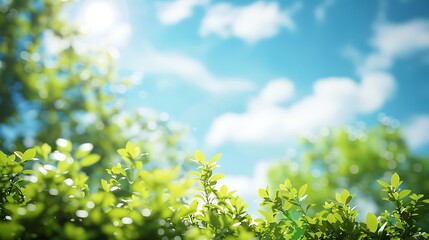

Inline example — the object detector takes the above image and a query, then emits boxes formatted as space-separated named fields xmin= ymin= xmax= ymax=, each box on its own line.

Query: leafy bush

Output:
xmin=268 ymin=122 xmax=429 ymax=227
xmin=1 ymin=142 xmax=428 ymax=239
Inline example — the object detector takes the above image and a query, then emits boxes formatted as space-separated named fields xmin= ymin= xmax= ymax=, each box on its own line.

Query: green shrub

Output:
xmin=1 ymin=142 xmax=428 ymax=239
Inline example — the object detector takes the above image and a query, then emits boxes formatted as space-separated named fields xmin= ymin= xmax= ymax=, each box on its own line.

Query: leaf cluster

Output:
xmin=1 ymin=145 xmax=428 ymax=239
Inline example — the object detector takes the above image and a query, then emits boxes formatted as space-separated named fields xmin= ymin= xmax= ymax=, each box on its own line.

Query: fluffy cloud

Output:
xmin=138 ymin=49 xmax=255 ymax=94
xmin=249 ymin=78 xmax=295 ymax=109
xmin=206 ymin=73 xmax=395 ymax=146
xmin=404 ymin=115 xmax=429 ymax=149
xmin=156 ymin=0 xmax=209 ymax=25
xmin=200 ymin=1 xmax=301 ymax=43
xmin=360 ymin=19 xmax=429 ymax=74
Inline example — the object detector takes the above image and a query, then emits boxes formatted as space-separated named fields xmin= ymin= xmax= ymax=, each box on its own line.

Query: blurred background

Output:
xmin=1 ymin=0 xmax=428 ymax=223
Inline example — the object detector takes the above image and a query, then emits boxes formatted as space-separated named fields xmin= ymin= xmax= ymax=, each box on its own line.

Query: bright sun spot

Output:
xmin=81 ymin=0 xmax=117 ymax=34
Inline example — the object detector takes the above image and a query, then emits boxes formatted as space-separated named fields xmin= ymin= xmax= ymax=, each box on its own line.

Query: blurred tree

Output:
xmin=0 ymin=0 xmax=188 ymax=173
xmin=267 ymin=120 xmax=429 ymax=225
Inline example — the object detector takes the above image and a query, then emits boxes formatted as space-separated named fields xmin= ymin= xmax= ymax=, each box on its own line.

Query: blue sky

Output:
xmin=71 ymin=0 xmax=429 ymax=200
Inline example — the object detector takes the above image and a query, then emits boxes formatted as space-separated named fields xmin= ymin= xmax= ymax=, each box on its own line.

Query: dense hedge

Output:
xmin=1 ymin=141 xmax=428 ymax=239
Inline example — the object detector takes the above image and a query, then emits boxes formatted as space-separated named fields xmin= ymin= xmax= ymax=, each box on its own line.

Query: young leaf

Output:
xmin=220 ymin=185 xmax=228 ymax=196
xmin=258 ymin=189 xmax=269 ymax=198
xmin=299 ymin=184 xmax=308 ymax=198
xmin=112 ymin=163 xmax=127 ymax=176
xmin=210 ymin=173 xmax=224 ymax=182
xmin=117 ymin=148 xmax=131 ymax=162
xmin=258 ymin=210 xmax=274 ymax=223
xmin=22 ymin=148 xmax=36 ymax=161
xmin=366 ymin=212 xmax=378 ymax=233
xmin=377 ymin=180 xmax=389 ymax=188
xmin=101 ymin=179 xmax=109 ymax=192
xmin=391 ymin=173 xmax=401 ymax=188
xmin=40 ymin=143 xmax=51 ymax=159
xmin=399 ymin=189 xmax=411 ymax=199
xmin=208 ymin=153 xmax=222 ymax=165
xmin=194 ymin=150 xmax=206 ymax=164
xmin=341 ymin=189 xmax=352 ymax=204
xmin=284 ymin=179 xmax=292 ymax=188
xmin=126 ymin=142 xmax=140 ymax=159
xmin=81 ymin=154 xmax=101 ymax=167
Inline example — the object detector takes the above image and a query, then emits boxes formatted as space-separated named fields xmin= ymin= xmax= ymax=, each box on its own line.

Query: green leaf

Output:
xmin=40 ymin=143 xmax=51 ymax=159
xmin=208 ymin=153 xmax=222 ymax=165
xmin=112 ymin=163 xmax=127 ymax=176
xmin=366 ymin=212 xmax=378 ymax=233
xmin=299 ymin=184 xmax=308 ymax=198
xmin=283 ymin=201 xmax=292 ymax=210
xmin=0 ymin=151 xmax=7 ymax=163
xmin=22 ymin=170 xmax=34 ymax=175
xmin=258 ymin=189 xmax=269 ymax=198
xmin=399 ymin=189 xmax=411 ymax=199
xmin=391 ymin=173 xmax=401 ymax=188
xmin=194 ymin=150 xmax=206 ymax=164
xmin=340 ymin=189 xmax=352 ymax=204
xmin=81 ymin=154 xmax=100 ymax=167
xmin=189 ymin=199 xmax=198 ymax=212
xmin=135 ymin=161 xmax=143 ymax=169
xmin=219 ymin=185 xmax=228 ymax=196
xmin=210 ymin=173 xmax=224 ymax=182
xmin=125 ymin=141 xmax=140 ymax=159
xmin=258 ymin=210 xmax=274 ymax=223
xmin=377 ymin=180 xmax=389 ymax=188
xmin=22 ymin=148 xmax=36 ymax=161
xmin=101 ymin=179 xmax=110 ymax=192
xmin=284 ymin=179 xmax=292 ymax=188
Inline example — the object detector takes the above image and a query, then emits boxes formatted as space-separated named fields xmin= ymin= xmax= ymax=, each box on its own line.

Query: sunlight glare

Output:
xmin=81 ymin=0 xmax=117 ymax=34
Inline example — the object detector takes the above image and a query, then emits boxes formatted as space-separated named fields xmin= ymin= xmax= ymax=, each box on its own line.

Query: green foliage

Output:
xmin=1 ymin=146 xmax=428 ymax=239
xmin=267 ymin=123 xmax=429 ymax=226
xmin=1 ymin=1 xmax=428 ymax=239
xmin=0 ymin=0 xmax=188 ymax=176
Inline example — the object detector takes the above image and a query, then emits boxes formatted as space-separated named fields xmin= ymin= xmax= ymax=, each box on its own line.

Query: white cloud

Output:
xmin=200 ymin=1 xmax=301 ymax=43
xmin=360 ymin=19 xmax=429 ymax=74
xmin=249 ymin=78 xmax=295 ymax=109
xmin=205 ymin=18 xmax=429 ymax=146
xmin=137 ymin=49 xmax=255 ymax=93
xmin=404 ymin=115 xmax=429 ymax=149
xmin=314 ymin=0 xmax=336 ymax=22
xmin=156 ymin=0 xmax=209 ymax=25
xmin=206 ymin=74 xmax=395 ymax=146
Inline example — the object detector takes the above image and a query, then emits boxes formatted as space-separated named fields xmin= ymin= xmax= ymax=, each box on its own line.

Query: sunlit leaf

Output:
xmin=210 ymin=173 xmax=224 ymax=182
xmin=399 ymin=189 xmax=411 ymax=199
xmin=258 ymin=189 xmax=268 ymax=198
xmin=366 ymin=212 xmax=378 ymax=233
xmin=194 ymin=150 xmax=206 ymax=164
xmin=81 ymin=154 xmax=100 ymax=167
xmin=208 ymin=153 xmax=222 ymax=165
xmin=22 ymin=148 xmax=36 ymax=161
xmin=391 ymin=173 xmax=401 ymax=188
xmin=299 ymin=184 xmax=307 ymax=198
